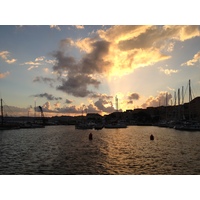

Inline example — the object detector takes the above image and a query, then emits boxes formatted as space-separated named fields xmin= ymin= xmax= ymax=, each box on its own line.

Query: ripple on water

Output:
xmin=0 ymin=125 xmax=200 ymax=174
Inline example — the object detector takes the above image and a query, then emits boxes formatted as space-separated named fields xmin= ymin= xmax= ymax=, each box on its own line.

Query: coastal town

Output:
xmin=1 ymin=95 xmax=200 ymax=131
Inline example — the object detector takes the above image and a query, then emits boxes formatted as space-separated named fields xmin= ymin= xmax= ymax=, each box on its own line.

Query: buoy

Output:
xmin=89 ymin=133 xmax=93 ymax=140
xmin=150 ymin=134 xmax=154 ymax=140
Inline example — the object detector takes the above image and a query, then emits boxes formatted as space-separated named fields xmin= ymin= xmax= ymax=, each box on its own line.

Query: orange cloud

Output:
xmin=159 ymin=67 xmax=179 ymax=75
xmin=98 ymin=25 xmax=152 ymax=43
xmin=53 ymin=25 xmax=200 ymax=99
xmin=0 ymin=71 xmax=10 ymax=79
xmin=0 ymin=51 xmax=9 ymax=59
xmin=141 ymin=91 xmax=172 ymax=108
xmin=0 ymin=51 xmax=17 ymax=64
xmin=181 ymin=51 xmax=200 ymax=66
xmin=75 ymin=38 xmax=95 ymax=53
xmin=50 ymin=25 xmax=61 ymax=31
xmin=75 ymin=25 xmax=84 ymax=29
xmin=74 ymin=26 xmax=174 ymax=77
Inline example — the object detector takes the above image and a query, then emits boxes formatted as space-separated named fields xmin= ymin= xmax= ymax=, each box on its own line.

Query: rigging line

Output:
xmin=184 ymin=81 xmax=189 ymax=101
xmin=191 ymin=83 xmax=196 ymax=99
xmin=2 ymin=99 xmax=17 ymax=117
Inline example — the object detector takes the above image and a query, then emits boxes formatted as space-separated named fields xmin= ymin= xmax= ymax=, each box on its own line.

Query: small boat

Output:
xmin=75 ymin=122 xmax=95 ymax=129
xmin=104 ymin=122 xmax=127 ymax=129
xmin=94 ymin=124 xmax=104 ymax=130
xmin=174 ymin=121 xmax=200 ymax=131
xmin=0 ymin=124 xmax=20 ymax=130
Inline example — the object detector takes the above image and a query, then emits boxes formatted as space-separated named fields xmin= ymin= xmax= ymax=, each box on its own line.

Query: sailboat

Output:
xmin=174 ymin=80 xmax=200 ymax=131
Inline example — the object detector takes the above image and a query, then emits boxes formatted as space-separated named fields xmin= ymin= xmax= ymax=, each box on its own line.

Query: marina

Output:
xmin=1 ymin=24 xmax=200 ymax=199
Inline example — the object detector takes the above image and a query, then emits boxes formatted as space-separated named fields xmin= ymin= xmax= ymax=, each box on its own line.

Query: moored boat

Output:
xmin=174 ymin=121 xmax=200 ymax=131
xmin=104 ymin=122 xmax=127 ymax=129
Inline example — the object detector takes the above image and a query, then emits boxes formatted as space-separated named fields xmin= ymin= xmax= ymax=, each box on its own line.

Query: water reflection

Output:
xmin=0 ymin=125 xmax=200 ymax=174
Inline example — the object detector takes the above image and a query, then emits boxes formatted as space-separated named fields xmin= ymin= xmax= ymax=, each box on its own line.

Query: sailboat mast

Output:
xmin=189 ymin=79 xmax=192 ymax=120
xmin=178 ymin=88 xmax=180 ymax=105
xmin=1 ymin=98 xmax=3 ymax=125
xmin=182 ymin=86 xmax=184 ymax=104
xmin=174 ymin=91 xmax=176 ymax=106
xmin=189 ymin=79 xmax=192 ymax=102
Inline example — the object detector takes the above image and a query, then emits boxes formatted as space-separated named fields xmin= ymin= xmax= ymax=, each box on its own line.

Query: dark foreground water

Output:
xmin=0 ymin=125 xmax=200 ymax=175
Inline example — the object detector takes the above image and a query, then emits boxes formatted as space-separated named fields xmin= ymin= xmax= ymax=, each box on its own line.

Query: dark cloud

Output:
xmin=127 ymin=93 xmax=140 ymax=104
xmin=52 ymin=40 xmax=111 ymax=98
xmin=52 ymin=51 xmax=77 ymax=76
xmin=33 ymin=76 xmax=55 ymax=87
xmin=94 ymin=98 xmax=115 ymax=113
xmin=65 ymin=99 xmax=73 ymax=104
xmin=81 ymin=40 xmax=111 ymax=74
xmin=90 ymin=93 xmax=113 ymax=99
xmin=127 ymin=100 xmax=133 ymax=104
xmin=32 ymin=93 xmax=62 ymax=101
xmin=128 ymin=93 xmax=140 ymax=100
xmin=57 ymin=75 xmax=100 ymax=97
xmin=60 ymin=38 xmax=74 ymax=48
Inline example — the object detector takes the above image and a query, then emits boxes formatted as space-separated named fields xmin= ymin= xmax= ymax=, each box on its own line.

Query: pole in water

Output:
xmin=150 ymin=134 xmax=154 ymax=140
xmin=89 ymin=133 xmax=93 ymax=140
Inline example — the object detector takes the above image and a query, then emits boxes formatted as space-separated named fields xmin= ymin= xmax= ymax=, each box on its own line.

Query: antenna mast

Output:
xmin=115 ymin=95 xmax=118 ymax=112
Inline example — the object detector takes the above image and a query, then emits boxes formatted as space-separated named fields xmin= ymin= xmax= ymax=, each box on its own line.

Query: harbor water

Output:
xmin=0 ymin=125 xmax=200 ymax=175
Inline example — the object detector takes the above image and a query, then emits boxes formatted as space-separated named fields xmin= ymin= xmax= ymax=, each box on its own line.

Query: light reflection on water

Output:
xmin=0 ymin=125 xmax=200 ymax=175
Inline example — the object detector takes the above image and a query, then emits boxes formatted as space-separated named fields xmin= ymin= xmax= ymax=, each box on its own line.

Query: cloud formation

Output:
xmin=50 ymin=25 xmax=61 ymax=31
xmin=75 ymin=25 xmax=84 ymax=29
xmin=22 ymin=58 xmax=42 ymax=70
xmin=141 ymin=92 xmax=172 ymax=108
xmin=65 ymin=99 xmax=73 ymax=104
xmin=50 ymin=25 xmax=200 ymax=99
xmin=33 ymin=76 xmax=56 ymax=87
xmin=54 ymin=104 xmax=83 ymax=114
xmin=89 ymin=93 xmax=113 ymax=99
xmin=127 ymin=93 xmax=140 ymax=104
xmin=22 ymin=56 xmax=54 ymax=71
xmin=94 ymin=98 xmax=115 ymax=113
xmin=181 ymin=51 xmax=200 ymax=66
xmin=159 ymin=67 xmax=179 ymax=75
xmin=32 ymin=93 xmax=62 ymax=101
xmin=57 ymin=75 xmax=100 ymax=97
xmin=0 ymin=51 xmax=17 ymax=64
xmin=0 ymin=71 xmax=10 ymax=79
xmin=52 ymin=41 xmax=108 ymax=97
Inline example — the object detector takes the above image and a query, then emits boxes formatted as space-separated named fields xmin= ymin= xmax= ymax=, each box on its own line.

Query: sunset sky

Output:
xmin=1 ymin=2 xmax=199 ymax=199
xmin=1 ymin=25 xmax=200 ymax=117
